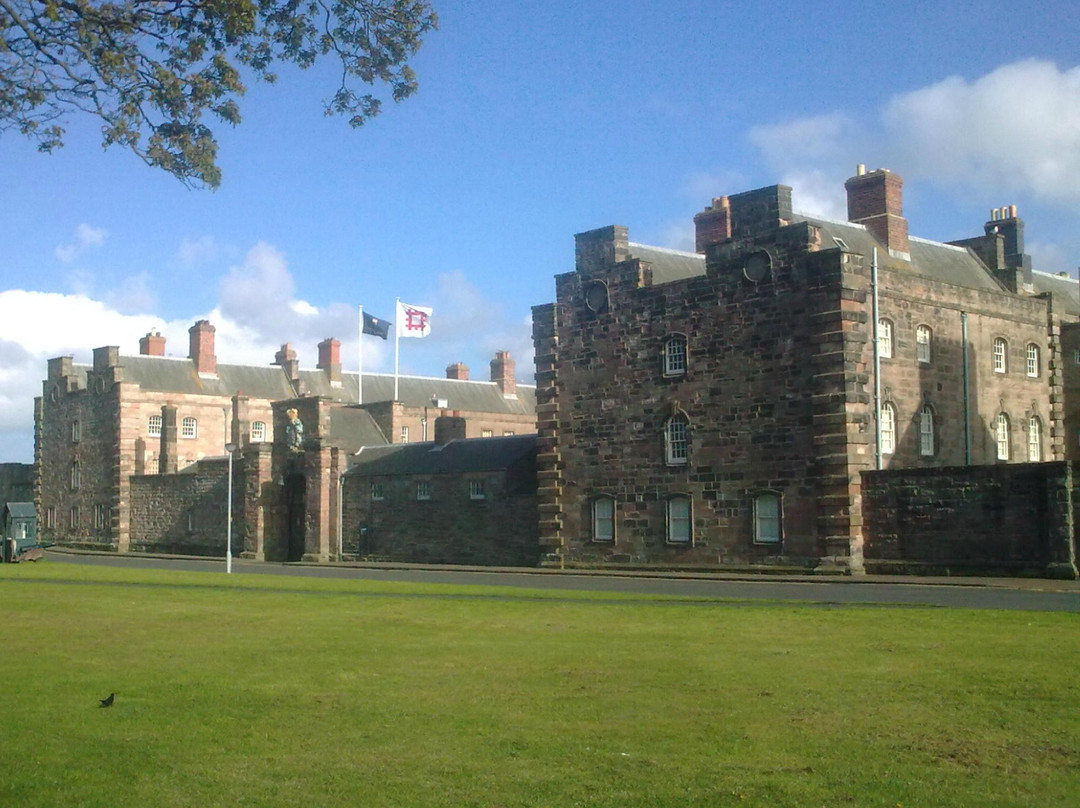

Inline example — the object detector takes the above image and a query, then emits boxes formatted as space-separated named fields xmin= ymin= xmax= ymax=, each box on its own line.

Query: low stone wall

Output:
xmin=862 ymin=462 xmax=1078 ymax=578
xmin=128 ymin=459 xmax=241 ymax=556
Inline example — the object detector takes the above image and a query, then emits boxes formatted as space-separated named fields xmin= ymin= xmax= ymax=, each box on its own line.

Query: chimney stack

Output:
xmin=140 ymin=329 xmax=166 ymax=356
xmin=844 ymin=166 xmax=909 ymax=257
xmin=274 ymin=343 xmax=300 ymax=385
xmin=693 ymin=196 xmax=732 ymax=253
xmin=188 ymin=320 xmax=217 ymax=375
xmin=434 ymin=415 xmax=467 ymax=445
xmin=446 ymin=362 xmax=470 ymax=380
xmin=490 ymin=351 xmax=516 ymax=397
xmin=317 ymin=337 xmax=341 ymax=384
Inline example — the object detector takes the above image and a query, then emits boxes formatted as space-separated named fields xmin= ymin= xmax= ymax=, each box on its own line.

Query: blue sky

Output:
xmin=2 ymin=0 xmax=1079 ymax=461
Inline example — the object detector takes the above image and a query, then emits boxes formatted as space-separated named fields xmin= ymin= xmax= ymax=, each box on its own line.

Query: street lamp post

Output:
xmin=225 ymin=442 xmax=237 ymax=574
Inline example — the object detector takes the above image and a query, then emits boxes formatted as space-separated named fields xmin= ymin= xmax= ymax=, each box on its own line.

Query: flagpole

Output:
xmin=357 ymin=305 xmax=364 ymax=406
xmin=394 ymin=297 xmax=400 ymax=402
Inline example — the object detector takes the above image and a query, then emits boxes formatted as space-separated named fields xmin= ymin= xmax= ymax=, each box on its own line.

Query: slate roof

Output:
xmin=329 ymin=407 xmax=389 ymax=453
xmin=1032 ymin=270 xmax=1080 ymax=317
xmin=628 ymin=242 xmax=707 ymax=284
xmin=345 ymin=434 xmax=537 ymax=476
xmin=3 ymin=502 xmax=35 ymax=519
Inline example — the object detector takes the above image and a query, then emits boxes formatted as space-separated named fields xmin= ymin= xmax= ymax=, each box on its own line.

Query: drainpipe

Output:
xmin=871 ymin=249 xmax=882 ymax=470
xmin=961 ymin=311 xmax=971 ymax=465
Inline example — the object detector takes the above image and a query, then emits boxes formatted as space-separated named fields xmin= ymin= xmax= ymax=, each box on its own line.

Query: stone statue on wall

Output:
xmin=285 ymin=408 xmax=304 ymax=452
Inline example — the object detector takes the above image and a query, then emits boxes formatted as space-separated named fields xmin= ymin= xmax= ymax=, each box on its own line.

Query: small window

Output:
xmin=469 ymin=480 xmax=486 ymax=500
xmin=1074 ymin=348 xmax=1080 ymax=365
xmin=753 ymin=493 xmax=782 ymax=545
xmin=878 ymin=319 xmax=894 ymax=358
xmin=71 ymin=420 xmax=80 ymax=442
xmin=880 ymin=404 xmax=896 ymax=455
xmin=94 ymin=503 xmax=107 ymax=530
xmin=69 ymin=506 xmax=79 ymax=529
xmin=400 ymin=426 xmax=410 ymax=444
xmin=666 ymin=496 xmax=692 ymax=544
xmin=1026 ymin=344 xmax=1039 ymax=378
xmin=665 ymin=413 xmax=689 ymax=466
xmin=481 ymin=429 xmax=493 ymax=438
xmin=415 ymin=480 xmax=431 ymax=501
xmin=1028 ymin=416 xmax=1042 ymax=462
xmin=663 ymin=334 xmax=688 ymax=377
xmin=45 ymin=507 xmax=56 ymax=529
xmin=181 ymin=417 xmax=197 ymax=439
xmin=148 ymin=415 xmax=162 ymax=437
xmin=916 ymin=325 xmax=932 ymax=364
xmin=919 ymin=406 xmax=935 ymax=457
xmin=70 ymin=460 xmax=80 ymax=490
xmin=993 ymin=338 xmax=1007 ymax=373
xmin=592 ymin=497 xmax=615 ymax=542
xmin=251 ymin=421 xmax=266 ymax=442
xmin=371 ymin=483 xmax=384 ymax=501
xmin=996 ymin=413 xmax=1010 ymax=460
xmin=503 ymin=431 xmax=515 ymax=436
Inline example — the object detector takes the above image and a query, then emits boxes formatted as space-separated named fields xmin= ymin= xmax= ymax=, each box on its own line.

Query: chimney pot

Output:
xmin=490 ymin=350 xmax=517 ymax=397
xmin=856 ymin=163 xmax=866 ymax=176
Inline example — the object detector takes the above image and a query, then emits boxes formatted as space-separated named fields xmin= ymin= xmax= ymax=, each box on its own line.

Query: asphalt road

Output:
xmin=40 ymin=550 xmax=1080 ymax=612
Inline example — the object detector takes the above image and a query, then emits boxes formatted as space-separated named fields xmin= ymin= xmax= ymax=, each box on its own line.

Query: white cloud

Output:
xmin=780 ymin=168 xmax=848 ymax=221
xmin=55 ymin=223 xmax=107 ymax=263
xmin=748 ymin=112 xmax=855 ymax=166
xmin=176 ymin=235 xmax=221 ymax=266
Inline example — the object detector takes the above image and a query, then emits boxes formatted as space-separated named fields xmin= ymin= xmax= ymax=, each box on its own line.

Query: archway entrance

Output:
xmin=284 ymin=473 xmax=307 ymax=562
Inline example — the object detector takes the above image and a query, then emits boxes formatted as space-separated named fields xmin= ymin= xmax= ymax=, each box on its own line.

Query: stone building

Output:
xmin=36 ymin=320 xmax=535 ymax=553
xmin=532 ymin=166 xmax=1079 ymax=572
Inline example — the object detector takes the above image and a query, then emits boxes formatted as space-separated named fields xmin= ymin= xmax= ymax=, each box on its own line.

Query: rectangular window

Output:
xmin=1026 ymin=344 xmax=1039 ymax=377
xmin=993 ymin=339 xmax=1006 ymax=373
xmin=592 ymin=498 xmax=615 ymax=542
xmin=250 ymin=421 xmax=266 ymax=442
xmin=371 ymin=483 xmax=384 ymax=501
xmin=481 ymin=429 xmax=493 ymax=438
xmin=878 ymin=319 xmax=893 ymax=358
xmin=71 ymin=420 xmax=80 ymax=442
xmin=880 ymin=405 xmax=896 ymax=455
xmin=664 ymin=336 xmax=687 ymax=377
xmin=666 ymin=417 xmax=689 ymax=465
xmin=415 ymin=480 xmax=431 ymax=501
xmin=469 ymin=480 xmax=485 ymax=500
xmin=69 ymin=506 xmax=79 ymax=529
xmin=148 ymin=415 xmax=162 ymax=437
xmin=400 ymin=426 xmax=410 ymax=444
xmin=94 ymin=503 xmax=107 ymax=529
xmin=45 ymin=507 xmax=56 ymax=529
xmin=503 ymin=431 xmax=515 ymax=437
xmin=667 ymin=497 xmax=692 ymax=544
xmin=181 ymin=417 xmax=197 ymax=439
xmin=996 ymin=414 xmax=1010 ymax=460
xmin=919 ymin=409 xmax=934 ymax=457
xmin=915 ymin=326 xmax=931 ymax=363
xmin=754 ymin=494 xmax=781 ymax=544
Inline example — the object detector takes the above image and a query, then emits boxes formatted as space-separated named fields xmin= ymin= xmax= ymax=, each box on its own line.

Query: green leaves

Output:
xmin=0 ymin=0 xmax=438 ymax=188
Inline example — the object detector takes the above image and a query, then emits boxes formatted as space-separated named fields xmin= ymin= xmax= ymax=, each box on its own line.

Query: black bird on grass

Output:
xmin=99 ymin=693 xmax=114 ymax=708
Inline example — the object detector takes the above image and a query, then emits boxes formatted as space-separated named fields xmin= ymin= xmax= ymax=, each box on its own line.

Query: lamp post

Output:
xmin=225 ymin=442 xmax=237 ymax=574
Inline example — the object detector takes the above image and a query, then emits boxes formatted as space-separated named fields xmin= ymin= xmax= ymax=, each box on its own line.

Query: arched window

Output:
xmin=878 ymin=318 xmax=894 ymax=358
xmin=181 ymin=417 xmax=197 ymax=439
xmin=1028 ymin=416 xmax=1042 ymax=462
xmin=919 ymin=406 xmax=935 ymax=457
xmin=880 ymin=403 xmax=896 ymax=455
xmin=666 ymin=496 xmax=692 ymax=544
xmin=665 ymin=413 xmax=690 ymax=465
xmin=753 ymin=493 xmax=782 ymax=545
xmin=70 ymin=460 xmax=80 ymax=490
xmin=996 ymin=413 xmax=1010 ymax=460
xmin=250 ymin=421 xmax=266 ymax=442
xmin=663 ymin=334 xmax=688 ymax=377
xmin=915 ymin=325 xmax=932 ymax=363
xmin=592 ymin=497 xmax=615 ymax=542
xmin=148 ymin=415 xmax=162 ymax=437
xmin=993 ymin=338 xmax=1007 ymax=373
xmin=1026 ymin=343 xmax=1040 ymax=378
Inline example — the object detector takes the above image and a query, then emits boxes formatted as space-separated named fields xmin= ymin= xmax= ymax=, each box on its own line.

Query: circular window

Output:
xmin=585 ymin=281 xmax=609 ymax=314
xmin=94 ymin=377 xmax=107 ymax=394
xmin=49 ymin=386 xmax=60 ymax=403
xmin=743 ymin=251 xmax=772 ymax=282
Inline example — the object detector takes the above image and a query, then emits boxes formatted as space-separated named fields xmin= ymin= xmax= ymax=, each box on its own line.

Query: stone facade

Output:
xmin=533 ymin=168 xmax=1078 ymax=573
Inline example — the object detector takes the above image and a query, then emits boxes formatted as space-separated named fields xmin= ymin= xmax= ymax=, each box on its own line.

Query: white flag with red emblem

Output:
xmin=396 ymin=300 xmax=433 ymax=338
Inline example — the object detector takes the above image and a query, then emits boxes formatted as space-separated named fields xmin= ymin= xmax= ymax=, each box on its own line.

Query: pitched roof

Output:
xmin=345 ymin=434 xmax=537 ymax=476
xmin=628 ymin=242 xmax=707 ymax=284
xmin=1032 ymin=270 xmax=1080 ymax=317
xmin=3 ymin=502 xmax=35 ymax=519
xmin=329 ymin=407 xmax=389 ymax=452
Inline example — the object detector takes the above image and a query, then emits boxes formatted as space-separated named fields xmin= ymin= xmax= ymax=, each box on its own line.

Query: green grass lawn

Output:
xmin=1 ymin=564 xmax=1077 ymax=807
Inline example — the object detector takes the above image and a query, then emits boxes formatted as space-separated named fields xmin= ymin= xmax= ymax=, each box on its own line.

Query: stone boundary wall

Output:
xmin=862 ymin=462 xmax=1078 ymax=578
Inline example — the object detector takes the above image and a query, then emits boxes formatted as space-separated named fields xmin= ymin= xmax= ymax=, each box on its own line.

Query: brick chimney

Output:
xmin=434 ymin=416 xmax=467 ymax=445
xmin=317 ymin=337 xmax=342 ymax=384
xmin=446 ymin=362 xmax=470 ymax=380
xmin=693 ymin=196 xmax=732 ymax=253
xmin=188 ymin=320 xmax=217 ymax=375
xmin=844 ymin=166 xmax=909 ymax=256
xmin=274 ymin=343 xmax=300 ymax=385
xmin=490 ymin=351 xmax=516 ymax=397
xmin=140 ymin=329 xmax=166 ymax=356
xmin=984 ymin=205 xmax=1032 ymax=291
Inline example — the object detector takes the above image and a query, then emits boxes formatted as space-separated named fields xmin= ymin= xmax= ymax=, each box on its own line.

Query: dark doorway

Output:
xmin=285 ymin=473 xmax=307 ymax=562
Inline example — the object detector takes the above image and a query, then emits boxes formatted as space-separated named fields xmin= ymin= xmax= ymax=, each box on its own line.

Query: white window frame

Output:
xmin=400 ymin=426 xmax=410 ymax=444
xmin=878 ymin=318 xmax=894 ymax=359
xmin=503 ymin=431 xmax=515 ymax=436
xmin=665 ymin=415 xmax=689 ymax=466
xmin=996 ymin=413 xmax=1010 ymax=460
xmin=481 ymin=429 xmax=493 ymax=438
xmin=415 ymin=480 xmax=431 ymax=501
xmin=45 ymin=507 xmax=56 ymax=529
xmin=919 ymin=406 xmax=934 ymax=457
xmin=915 ymin=325 xmax=932 ymax=364
xmin=69 ymin=505 xmax=79 ymax=529
xmin=469 ymin=479 xmax=486 ymax=500
xmin=250 ymin=421 xmax=267 ymax=442
xmin=666 ymin=496 xmax=692 ymax=544
xmin=181 ymin=417 xmax=198 ymax=439
xmin=663 ymin=334 xmax=688 ymax=377
xmin=70 ymin=460 xmax=80 ymax=490
xmin=1028 ymin=416 xmax=1042 ymax=462
xmin=753 ymin=493 xmax=782 ymax=545
xmin=94 ymin=503 xmax=107 ymax=530
xmin=148 ymin=415 xmax=162 ymax=437
xmin=993 ymin=338 xmax=1007 ymax=374
xmin=592 ymin=497 xmax=615 ymax=542
xmin=1026 ymin=343 xmax=1039 ymax=378
xmin=880 ymin=403 xmax=896 ymax=455
xmin=370 ymin=482 xmax=384 ymax=501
